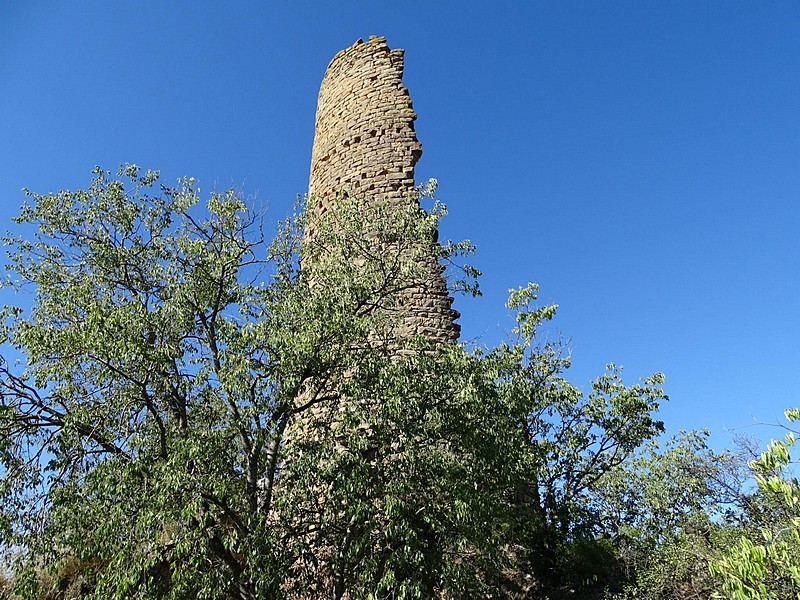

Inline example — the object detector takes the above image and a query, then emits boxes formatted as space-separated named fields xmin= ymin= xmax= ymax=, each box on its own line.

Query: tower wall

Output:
xmin=307 ymin=36 xmax=460 ymax=344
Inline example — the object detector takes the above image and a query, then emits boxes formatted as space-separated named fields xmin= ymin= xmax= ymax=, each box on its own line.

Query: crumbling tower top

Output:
xmin=308 ymin=36 xmax=421 ymax=211
xmin=306 ymin=36 xmax=460 ymax=344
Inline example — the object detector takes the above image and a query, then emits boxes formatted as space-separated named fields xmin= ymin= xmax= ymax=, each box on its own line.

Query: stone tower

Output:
xmin=280 ymin=39 xmax=462 ymax=595
xmin=306 ymin=36 xmax=460 ymax=344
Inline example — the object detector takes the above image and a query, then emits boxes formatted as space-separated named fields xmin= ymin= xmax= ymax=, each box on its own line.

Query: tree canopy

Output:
xmin=3 ymin=165 xmax=789 ymax=600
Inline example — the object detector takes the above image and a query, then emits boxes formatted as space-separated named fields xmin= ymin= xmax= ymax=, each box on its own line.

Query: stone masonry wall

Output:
xmin=279 ymin=39 xmax=461 ymax=594
xmin=307 ymin=36 xmax=460 ymax=344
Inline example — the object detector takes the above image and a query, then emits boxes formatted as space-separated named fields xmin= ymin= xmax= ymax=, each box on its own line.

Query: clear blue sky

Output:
xmin=2 ymin=2 xmax=799 ymax=453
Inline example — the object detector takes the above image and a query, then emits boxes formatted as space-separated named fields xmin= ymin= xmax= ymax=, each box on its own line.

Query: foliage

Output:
xmin=0 ymin=165 xmax=469 ymax=599
xmin=594 ymin=411 xmax=800 ymax=600
xmin=710 ymin=408 xmax=800 ymax=600
xmin=493 ymin=284 xmax=668 ymax=537
xmin=608 ymin=432 xmax=735 ymax=545
xmin=593 ymin=430 xmax=745 ymax=599
xmin=0 ymin=165 xmax=674 ymax=599
xmin=476 ymin=284 xmax=669 ymax=596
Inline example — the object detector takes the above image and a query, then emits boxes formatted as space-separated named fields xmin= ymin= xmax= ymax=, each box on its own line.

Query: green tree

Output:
xmin=474 ymin=284 xmax=669 ymax=597
xmin=0 ymin=165 xmax=482 ymax=599
xmin=710 ymin=409 xmax=800 ymax=600
xmin=0 ymin=166 xmax=671 ymax=599
xmin=590 ymin=430 xmax=744 ymax=599
xmin=487 ymin=285 xmax=668 ymax=537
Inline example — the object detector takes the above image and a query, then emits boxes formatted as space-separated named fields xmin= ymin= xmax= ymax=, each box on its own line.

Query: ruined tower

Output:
xmin=306 ymin=35 xmax=460 ymax=344
xmin=279 ymin=39 xmax=463 ymax=595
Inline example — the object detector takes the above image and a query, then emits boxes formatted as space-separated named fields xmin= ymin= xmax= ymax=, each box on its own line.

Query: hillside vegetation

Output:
xmin=1 ymin=166 xmax=797 ymax=599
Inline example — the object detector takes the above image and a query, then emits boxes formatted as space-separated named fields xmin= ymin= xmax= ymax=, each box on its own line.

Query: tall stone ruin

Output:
xmin=280 ymin=38 xmax=462 ymax=595
xmin=306 ymin=35 xmax=460 ymax=344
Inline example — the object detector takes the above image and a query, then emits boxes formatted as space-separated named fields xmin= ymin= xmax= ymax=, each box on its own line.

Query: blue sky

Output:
xmin=2 ymin=2 xmax=799 ymax=453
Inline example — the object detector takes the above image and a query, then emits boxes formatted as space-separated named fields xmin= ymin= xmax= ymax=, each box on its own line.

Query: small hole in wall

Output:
xmin=353 ymin=136 xmax=361 ymax=143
